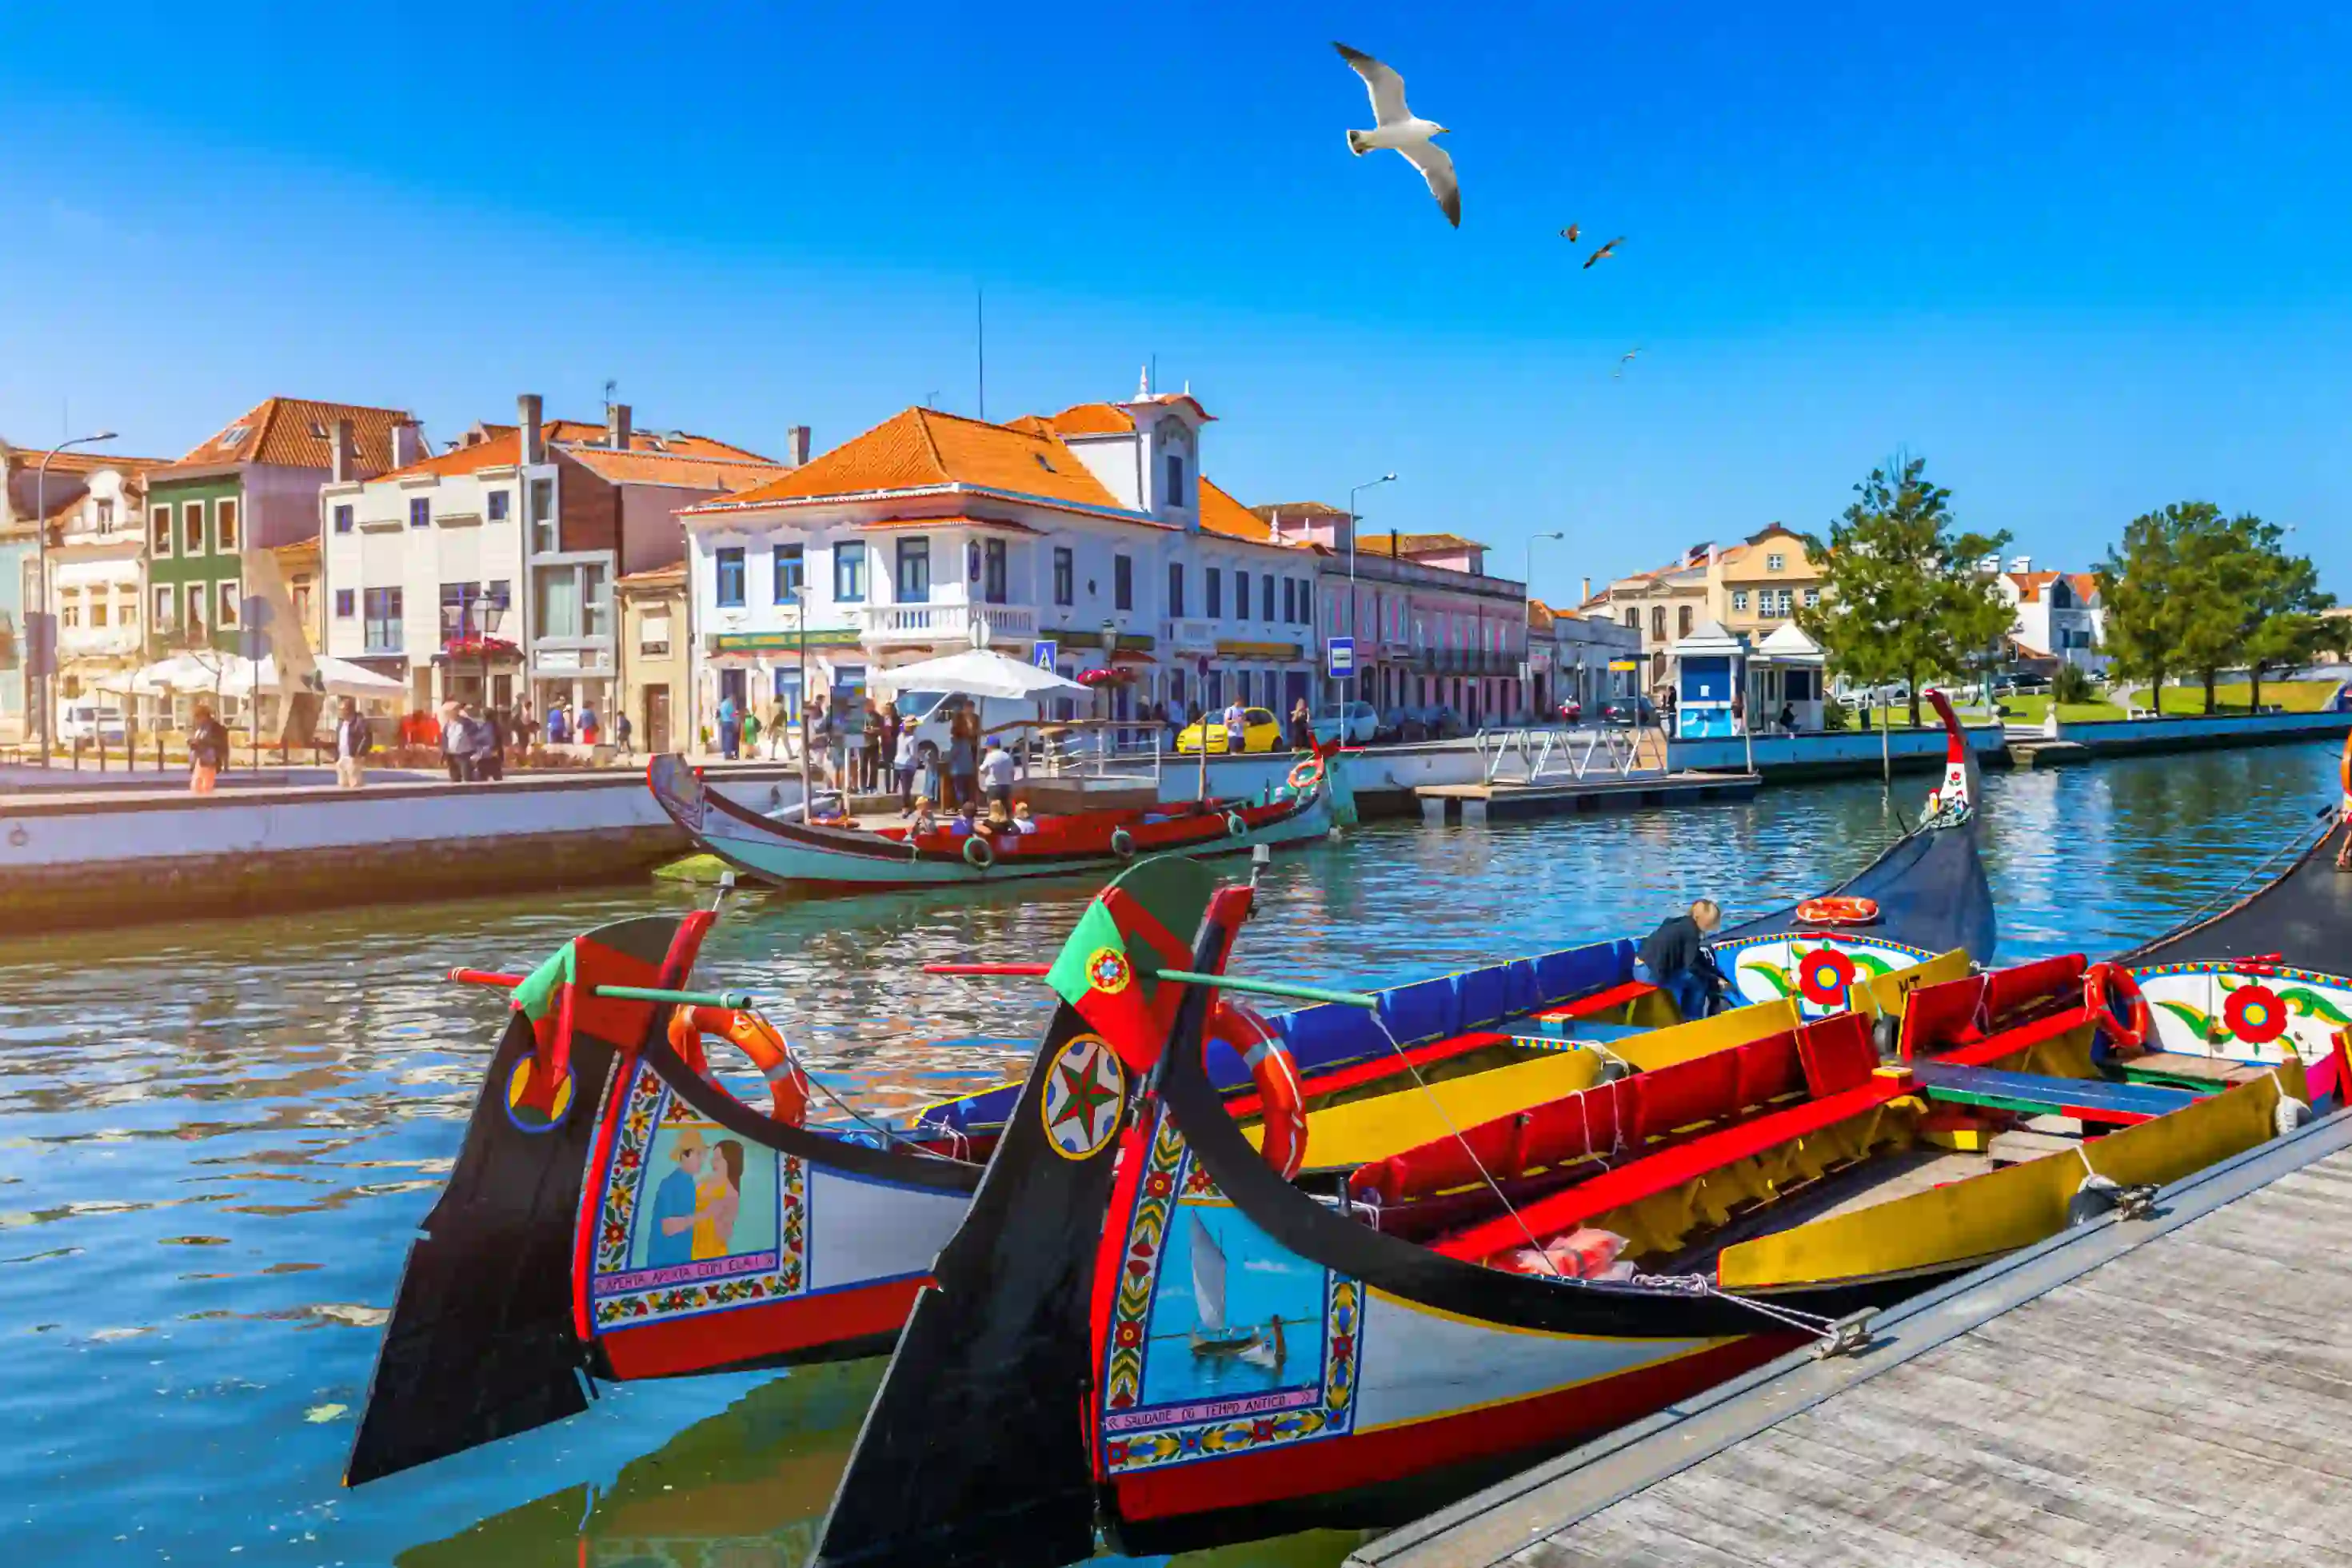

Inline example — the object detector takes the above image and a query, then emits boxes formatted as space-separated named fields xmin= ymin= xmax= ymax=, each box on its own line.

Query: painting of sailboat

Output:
xmin=1137 ymin=1200 xmax=1324 ymax=1409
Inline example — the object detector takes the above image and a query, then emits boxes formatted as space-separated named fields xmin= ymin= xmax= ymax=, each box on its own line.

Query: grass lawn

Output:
xmin=1845 ymin=679 xmax=2342 ymax=729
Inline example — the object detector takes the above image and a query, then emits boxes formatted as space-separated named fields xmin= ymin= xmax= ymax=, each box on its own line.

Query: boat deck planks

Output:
xmin=1352 ymin=1127 xmax=2352 ymax=1568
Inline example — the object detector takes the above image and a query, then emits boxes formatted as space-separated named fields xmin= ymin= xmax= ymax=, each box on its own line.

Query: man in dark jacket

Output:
xmin=1637 ymin=899 xmax=1725 ymax=1021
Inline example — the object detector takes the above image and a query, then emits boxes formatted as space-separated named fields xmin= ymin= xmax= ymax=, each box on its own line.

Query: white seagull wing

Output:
xmin=1334 ymin=42 xmax=1411 ymax=127
xmin=1397 ymin=138 xmax=1460 ymax=226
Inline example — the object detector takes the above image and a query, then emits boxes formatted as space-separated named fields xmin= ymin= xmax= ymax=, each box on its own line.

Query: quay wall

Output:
xmin=2055 ymin=708 xmax=2352 ymax=756
xmin=1668 ymin=722 xmax=2008 ymax=779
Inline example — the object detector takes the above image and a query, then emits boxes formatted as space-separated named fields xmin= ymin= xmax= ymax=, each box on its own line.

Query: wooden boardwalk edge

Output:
xmin=1348 ymin=1103 xmax=2352 ymax=1568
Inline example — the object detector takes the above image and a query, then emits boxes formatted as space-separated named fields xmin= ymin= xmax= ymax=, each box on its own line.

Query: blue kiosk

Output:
xmin=1670 ymin=618 xmax=1747 ymax=740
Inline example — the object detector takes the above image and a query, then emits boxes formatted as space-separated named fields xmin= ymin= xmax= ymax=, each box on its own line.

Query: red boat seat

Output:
xmin=1979 ymin=954 xmax=2087 ymax=1029
xmin=1435 ymin=1074 xmax=1914 ymax=1263
xmin=1901 ymin=957 xmax=2088 ymax=1058
xmin=1796 ymin=1011 xmax=1878 ymax=1098
xmin=1534 ymin=979 xmax=1658 ymax=1023
xmin=1898 ymin=972 xmax=1991 ymax=1059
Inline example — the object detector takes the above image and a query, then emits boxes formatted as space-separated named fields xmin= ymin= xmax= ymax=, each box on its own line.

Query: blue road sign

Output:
xmin=1326 ymin=636 xmax=1355 ymax=678
xmin=1034 ymin=639 xmax=1059 ymax=669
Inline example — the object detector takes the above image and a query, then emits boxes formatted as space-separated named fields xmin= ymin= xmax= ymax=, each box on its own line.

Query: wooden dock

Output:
xmin=1352 ymin=1108 xmax=2352 ymax=1568
xmin=1417 ymin=772 xmax=1760 ymax=824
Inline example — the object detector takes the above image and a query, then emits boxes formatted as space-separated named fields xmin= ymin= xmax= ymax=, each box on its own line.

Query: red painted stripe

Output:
xmin=1223 ymin=1031 xmax=1512 ymax=1121
xmin=1531 ymin=980 xmax=1657 ymax=1022
xmin=2062 ymin=1105 xmax=2156 ymax=1127
xmin=598 ymin=1276 xmax=929 ymax=1378
xmin=1108 ymin=1334 xmax=1791 ymax=1524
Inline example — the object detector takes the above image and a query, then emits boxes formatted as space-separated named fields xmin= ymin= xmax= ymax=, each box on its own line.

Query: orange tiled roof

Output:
xmin=376 ymin=430 xmax=525 ymax=482
xmin=564 ymin=447 xmax=784 ymax=492
xmin=2067 ymin=572 xmax=2099 ymax=602
xmin=1045 ymin=402 xmax=1136 ymax=435
xmin=166 ymin=397 xmax=418 ymax=473
xmin=1353 ymin=531 xmax=1489 ymax=558
xmin=2006 ymin=569 xmax=2062 ymax=602
xmin=7 ymin=448 xmax=170 ymax=475
xmin=699 ymin=407 xmax=1128 ymax=515
xmin=545 ymin=420 xmax=773 ymax=461
xmin=618 ymin=562 xmax=689 ymax=586
xmin=1248 ymin=500 xmax=1350 ymax=521
xmin=1199 ymin=479 xmax=1280 ymax=544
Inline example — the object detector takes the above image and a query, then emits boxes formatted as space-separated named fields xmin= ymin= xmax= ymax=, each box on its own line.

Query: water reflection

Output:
xmin=0 ymin=749 xmax=2338 ymax=1562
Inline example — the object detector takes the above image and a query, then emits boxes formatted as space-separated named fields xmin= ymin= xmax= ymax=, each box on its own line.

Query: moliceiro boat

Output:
xmin=811 ymin=891 xmax=2330 ymax=1566
xmin=645 ymin=748 xmax=1344 ymax=891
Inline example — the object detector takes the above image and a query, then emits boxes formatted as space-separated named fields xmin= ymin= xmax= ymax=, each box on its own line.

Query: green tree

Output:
xmin=2095 ymin=509 xmax=2192 ymax=710
xmin=2240 ymin=526 xmax=2335 ymax=712
xmin=2099 ymin=504 xmax=2329 ymax=715
xmin=1797 ymin=457 xmax=2013 ymax=728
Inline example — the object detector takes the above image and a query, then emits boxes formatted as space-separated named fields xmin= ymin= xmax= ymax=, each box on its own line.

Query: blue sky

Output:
xmin=4 ymin=0 xmax=2346 ymax=601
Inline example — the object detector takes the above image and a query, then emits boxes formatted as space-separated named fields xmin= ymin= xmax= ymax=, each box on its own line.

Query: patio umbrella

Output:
xmin=867 ymin=647 xmax=1089 ymax=700
xmin=214 ymin=655 xmax=406 ymax=698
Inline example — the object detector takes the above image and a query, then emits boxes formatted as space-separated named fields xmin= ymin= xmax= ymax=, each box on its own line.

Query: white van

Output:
xmin=889 ymin=690 xmax=1047 ymax=766
xmin=58 ymin=702 xmax=128 ymax=744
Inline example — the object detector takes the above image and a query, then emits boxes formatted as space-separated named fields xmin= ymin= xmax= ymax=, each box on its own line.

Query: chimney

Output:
xmin=608 ymin=402 xmax=633 ymax=451
xmin=788 ymin=425 xmax=812 ymax=467
xmin=1582 ymin=575 xmax=1592 ymax=605
xmin=391 ymin=420 xmax=425 ymax=468
xmin=518 ymin=393 xmax=544 ymax=465
xmin=1390 ymin=528 xmax=1400 ymax=561
xmin=330 ymin=418 xmax=356 ymax=484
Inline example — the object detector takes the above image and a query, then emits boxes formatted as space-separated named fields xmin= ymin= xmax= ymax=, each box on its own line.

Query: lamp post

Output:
xmin=795 ymin=583 xmax=810 ymax=811
xmin=1344 ymin=473 xmax=1396 ymax=709
xmin=1100 ymin=616 xmax=1118 ymax=767
xmin=1524 ymin=530 xmax=1564 ymax=722
xmin=31 ymin=430 xmax=117 ymax=764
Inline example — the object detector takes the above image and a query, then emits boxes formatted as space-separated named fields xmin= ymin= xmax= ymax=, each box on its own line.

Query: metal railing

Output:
xmin=1472 ymin=724 xmax=1663 ymax=784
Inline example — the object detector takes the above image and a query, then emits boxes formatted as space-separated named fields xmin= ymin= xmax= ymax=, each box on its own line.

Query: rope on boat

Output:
xmin=743 ymin=1007 xmax=964 ymax=1163
xmin=1362 ymin=1012 xmax=1567 ymax=1275
xmin=1627 ymin=1268 xmax=1858 ymax=1346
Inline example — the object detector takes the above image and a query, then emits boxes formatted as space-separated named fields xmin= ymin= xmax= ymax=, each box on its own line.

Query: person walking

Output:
xmin=1288 ymin=696 xmax=1314 ymax=752
xmin=1636 ymin=899 xmax=1727 ymax=1022
xmin=878 ymin=700 xmax=903 ymax=789
xmin=616 ymin=709 xmax=634 ymax=755
xmin=892 ymin=724 xmax=920 ymax=812
xmin=739 ymin=705 xmax=761 ymax=760
xmin=513 ymin=700 xmax=536 ymax=751
xmin=577 ymin=700 xmax=601 ymax=748
xmin=466 ymin=704 xmax=505 ymax=780
xmin=546 ymin=701 xmax=570 ymax=747
xmin=188 ymin=703 xmax=230 ymax=796
xmin=717 ymin=688 xmax=740 ymax=760
xmin=438 ymin=697 xmax=465 ymax=782
xmin=861 ymin=702 xmax=884 ymax=792
xmin=333 ymin=697 xmax=372 ymax=789
xmin=1223 ymin=695 xmax=1248 ymax=754
xmin=841 ymin=698 xmax=869 ymax=797
xmin=978 ymin=736 xmax=1017 ymax=811
xmin=806 ymin=696 xmax=833 ymax=788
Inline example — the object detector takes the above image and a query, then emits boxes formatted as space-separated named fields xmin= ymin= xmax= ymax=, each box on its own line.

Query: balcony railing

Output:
xmin=853 ymin=601 xmax=1038 ymax=644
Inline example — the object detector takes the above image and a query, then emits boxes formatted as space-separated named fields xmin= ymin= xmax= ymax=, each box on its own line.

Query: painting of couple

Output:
xmin=646 ymin=1125 xmax=748 ymax=1267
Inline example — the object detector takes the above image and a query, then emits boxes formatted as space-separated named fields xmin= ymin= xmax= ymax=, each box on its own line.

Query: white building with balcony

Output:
xmin=321 ymin=395 xmax=789 ymax=720
xmin=677 ymin=387 xmax=1324 ymax=742
xmin=1996 ymin=561 xmax=2107 ymax=675
xmin=40 ymin=459 xmax=170 ymax=705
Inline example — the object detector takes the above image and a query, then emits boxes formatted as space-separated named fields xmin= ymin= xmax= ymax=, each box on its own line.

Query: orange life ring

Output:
xmin=669 ymin=1005 xmax=811 ymax=1127
xmin=2083 ymin=962 xmax=2151 ymax=1055
xmin=2339 ymin=729 xmax=2350 ymax=798
xmin=1211 ymin=1000 xmax=1306 ymax=1179
xmin=1288 ymin=756 xmax=1324 ymax=792
xmin=1795 ymin=896 xmax=1881 ymax=927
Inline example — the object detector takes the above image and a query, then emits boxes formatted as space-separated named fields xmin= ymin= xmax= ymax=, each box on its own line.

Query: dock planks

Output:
xmin=1353 ymin=1116 xmax=2352 ymax=1568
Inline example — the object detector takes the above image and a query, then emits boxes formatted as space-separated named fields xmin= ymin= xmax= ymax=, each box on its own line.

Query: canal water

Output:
xmin=2 ymin=747 xmax=2340 ymax=1566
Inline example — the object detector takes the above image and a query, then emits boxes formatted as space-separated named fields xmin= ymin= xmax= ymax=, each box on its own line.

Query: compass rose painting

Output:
xmin=1041 ymin=1033 xmax=1126 ymax=1159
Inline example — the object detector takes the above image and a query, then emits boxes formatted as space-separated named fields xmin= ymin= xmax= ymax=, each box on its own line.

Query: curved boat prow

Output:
xmin=345 ymin=912 xmax=711 ymax=1486
xmin=813 ymin=856 xmax=1238 ymax=1568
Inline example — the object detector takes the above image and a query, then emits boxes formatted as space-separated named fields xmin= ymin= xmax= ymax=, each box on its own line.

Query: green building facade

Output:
xmin=143 ymin=472 xmax=246 ymax=658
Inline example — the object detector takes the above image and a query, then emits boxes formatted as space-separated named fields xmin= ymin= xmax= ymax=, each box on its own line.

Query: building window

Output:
xmin=582 ymin=565 xmax=609 ymax=637
xmin=1622 ymin=608 xmax=1637 ymax=631
xmin=90 ymin=597 xmax=109 ymax=628
xmin=1113 ymin=553 xmax=1132 ymax=612
xmin=60 ymin=596 xmax=79 ymax=629
xmin=715 ymin=547 xmax=747 ymax=608
xmin=1650 ymin=605 xmax=1666 ymax=641
xmin=1678 ymin=606 xmax=1694 ymax=638
xmin=152 ymin=507 xmax=173 ymax=555
xmin=537 ymin=569 xmax=581 ymax=638
xmin=363 ymin=587 xmax=402 ymax=652
xmin=1803 ymin=587 xmax=1820 ymax=608
xmin=1282 ymin=579 xmax=1297 ymax=624
xmin=1766 ymin=553 xmax=1785 ymax=573
xmin=487 ymin=490 xmax=509 ymax=522
xmin=336 ymin=588 xmax=355 ymax=619
xmin=1053 ymin=547 xmax=1075 ymax=606
xmin=773 ymin=543 xmax=804 ymax=603
xmin=895 ymin=537 xmax=931 ymax=603
xmin=1206 ymin=567 xmax=1222 ymax=618
xmin=1732 ymin=589 xmax=1750 ymax=612
xmin=217 ymin=499 xmax=239 ymax=550
xmin=182 ymin=501 xmax=205 ymax=553
xmin=94 ymin=499 xmax=115 ymax=533
xmin=1234 ymin=570 xmax=1250 ymax=621
xmin=1262 ymin=574 xmax=1275 ymax=623
xmin=640 ymin=611 xmax=672 ymax=657
xmin=218 ymin=582 xmax=242 ymax=628
xmin=154 ymin=585 xmax=177 ymax=631
xmin=441 ymin=581 xmax=484 ymax=643
xmin=1164 ymin=453 xmax=1185 ymax=508
xmin=409 ymin=497 xmax=431 ymax=529
xmin=488 ymin=578 xmax=512 ymax=612
xmin=1168 ymin=562 xmax=1185 ymax=616
xmin=529 ymin=479 xmax=556 ymax=552
xmin=333 ymin=504 xmax=353 ymax=534
xmin=834 ymin=541 xmax=867 ymax=602
xmin=984 ymin=538 xmax=1007 ymax=604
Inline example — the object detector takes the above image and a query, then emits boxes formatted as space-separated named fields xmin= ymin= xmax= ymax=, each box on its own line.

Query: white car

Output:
xmin=1310 ymin=700 xmax=1380 ymax=747
xmin=891 ymin=689 xmax=1048 ymax=764
xmin=57 ymin=702 xmax=128 ymax=744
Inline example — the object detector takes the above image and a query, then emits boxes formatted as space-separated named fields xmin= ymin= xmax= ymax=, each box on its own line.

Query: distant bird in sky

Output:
xmin=1613 ymin=346 xmax=1642 ymax=380
xmin=1560 ymin=224 xmax=1581 ymax=242
xmin=1334 ymin=42 xmax=1460 ymax=228
xmin=1583 ymin=236 xmax=1625 ymax=269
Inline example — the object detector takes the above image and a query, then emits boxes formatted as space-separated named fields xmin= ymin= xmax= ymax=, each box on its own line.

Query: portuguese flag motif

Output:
xmin=1044 ymin=857 xmax=1216 ymax=1073
xmin=505 ymin=940 xmax=580 ymax=1129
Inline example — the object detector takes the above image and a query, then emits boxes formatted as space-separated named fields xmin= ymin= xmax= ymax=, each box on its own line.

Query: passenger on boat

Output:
xmin=984 ymin=800 xmax=1015 ymax=835
xmin=892 ymin=727 xmax=920 ymax=812
xmin=947 ymin=706 xmax=980 ymax=808
xmin=908 ymin=800 xmax=938 ymax=837
xmin=1636 ymin=898 xmax=1727 ymax=1021
xmin=1011 ymin=801 xmax=1038 ymax=834
xmin=980 ymin=738 xmax=1016 ymax=809
xmin=947 ymin=803 xmax=980 ymax=836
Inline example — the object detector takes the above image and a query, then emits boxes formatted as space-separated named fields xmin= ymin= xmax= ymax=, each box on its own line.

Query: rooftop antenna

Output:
xmin=603 ymin=378 xmax=617 ymax=417
xmin=976 ymin=284 xmax=987 ymax=422
xmin=1150 ymin=353 xmax=1157 ymax=396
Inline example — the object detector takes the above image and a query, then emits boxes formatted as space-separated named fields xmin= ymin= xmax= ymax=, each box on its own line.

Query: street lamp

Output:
xmin=1525 ymin=530 xmax=1565 ymax=721
xmin=32 ymin=430 xmax=117 ymax=764
xmin=1344 ymin=473 xmax=1396 ymax=708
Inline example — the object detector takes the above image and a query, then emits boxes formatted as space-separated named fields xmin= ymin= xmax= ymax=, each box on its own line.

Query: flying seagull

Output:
xmin=1613 ymin=346 xmax=1642 ymax=380
xmin=1334 ymin=42 xmax=1459 ymax=227
xmin=1583 ymin=236 xmax=1625 ymax=269
xmin=1560 ymin=224 xmax=1580 ymax=242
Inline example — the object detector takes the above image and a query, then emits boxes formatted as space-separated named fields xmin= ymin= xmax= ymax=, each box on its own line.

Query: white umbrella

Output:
xmin=106 ymin=654 xmax=231 ymax=695
xmin=868 ymin=646 xmax=1090 ymax=700
xmin=215 ymin=654 xmax=405 ymax=698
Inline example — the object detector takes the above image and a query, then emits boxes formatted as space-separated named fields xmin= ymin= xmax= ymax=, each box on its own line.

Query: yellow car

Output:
xmin=1176 ymin=706 xmax=1283 ymax=754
